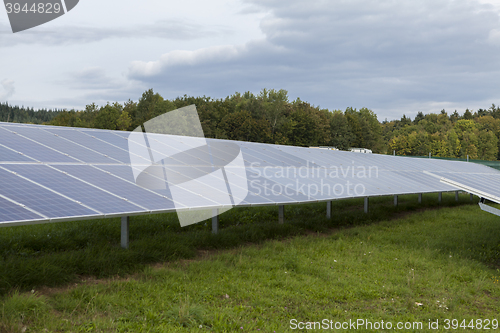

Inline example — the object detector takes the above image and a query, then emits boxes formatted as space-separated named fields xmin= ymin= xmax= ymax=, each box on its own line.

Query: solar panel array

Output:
xmin=1 ymin=121 xmax=499 ymax=227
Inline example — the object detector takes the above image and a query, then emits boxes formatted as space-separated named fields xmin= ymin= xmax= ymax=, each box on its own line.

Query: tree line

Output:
xmin=384 ymin=107 xmax=500 ymax=160
xmin=3 ymin=89 xmax=500 ymax=160
xmin=0 ymin=102 xmax=61 ymax=124
xmin=47 ymin=89 xmax=385 ymax=152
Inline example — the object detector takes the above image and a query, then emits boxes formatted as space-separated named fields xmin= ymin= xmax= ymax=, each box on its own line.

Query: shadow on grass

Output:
xmin=0 ymin=192 xmax=482 ymax=295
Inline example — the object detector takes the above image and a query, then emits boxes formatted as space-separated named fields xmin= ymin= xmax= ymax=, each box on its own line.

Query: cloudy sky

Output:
xmin=2 ymin=0 xmax=500 ymax=120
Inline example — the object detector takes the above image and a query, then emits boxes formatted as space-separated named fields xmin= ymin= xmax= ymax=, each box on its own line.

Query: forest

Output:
xmin=2 ymin=89 xmax=500 ymax=160
xmin=0 ymin=102 xmax=61 ymax=124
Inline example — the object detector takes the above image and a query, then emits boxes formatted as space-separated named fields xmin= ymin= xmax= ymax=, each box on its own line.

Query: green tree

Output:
xmin=219 ymin=110 xmax=271 ymax=142
xmin=134 ymin=89 xmax=164 ymax=128
xmin=462 ymin=108 xmax=473 ymax=120
xmin=476 ymin=130 xmax=498 ymax=160
xmin=446 ymin=129 xmax=461 ymax=158
xmin=94 ymin=104 xmax=120 ymax=130
xmin=116 ymin=111 xmax=132 ymax=131
xmin=330 ymin=111 xmax=354 ymax=150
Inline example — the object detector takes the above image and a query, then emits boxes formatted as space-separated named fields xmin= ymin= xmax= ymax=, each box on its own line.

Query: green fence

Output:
xmin=405 ymin=155 xmax=500 ymax=171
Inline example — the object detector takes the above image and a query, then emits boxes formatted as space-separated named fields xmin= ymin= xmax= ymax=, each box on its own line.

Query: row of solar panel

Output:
xmin=0 ymin=162 xmax=463 ymax=224
xmin=1 ymin=122 xmax=497 ymax=175
xmin=1 ymin=122 xmax=498 ymax=226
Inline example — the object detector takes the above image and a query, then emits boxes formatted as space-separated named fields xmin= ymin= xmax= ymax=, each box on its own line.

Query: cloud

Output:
xmin=0 ymin=20 xmax=229 ymax=47
xmin=50 ymin=67 xmax=148 ymax=108
xmin=0 ymin=79 xmax=15 ymax=101
xmin=126 ymin=0 xmax=500 ymax=118
xmin=64 ymin=67 xmax=125 ymax=90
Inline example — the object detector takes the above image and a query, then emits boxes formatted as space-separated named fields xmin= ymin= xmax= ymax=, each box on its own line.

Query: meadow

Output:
xmin=1 ymin=193 xmax=499 ymax=332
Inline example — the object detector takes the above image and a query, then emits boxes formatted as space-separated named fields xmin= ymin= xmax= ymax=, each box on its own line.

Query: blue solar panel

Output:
xmin=0 ymin=196 xmax=43 ymax=223
xmin=11 ymin=126 xmax=115 ymax=163
xmin=53 ymin=165 xmax=178 ymax=211
xmin=239 ymin=145 xmax=288 ymax=167
xmin=432 ymin=172 xmax=500 ymax=198
xmin=240 ymin=142 xmax=306 ymax=167
xmin=97 ymin=165 xmax=136 ymax=182
xmin=0 ymin=126 xmax=77 ymax=163
xmin=0 ymin=168 xmax=98 ymax=219
xmin=82 ymin=130 xmax=129 ymax=150
xmin=43 ymin=128 xmax=133 ymax=163
xmin=98 ymin=164 xmax=228 ymax=208
xmin=2 ymin=164 xmax=146 ymax=215
xmin=0 ymin=145 xmax=35 ymax=163
xmin=2 ymin=120 xmax=500 ymax=227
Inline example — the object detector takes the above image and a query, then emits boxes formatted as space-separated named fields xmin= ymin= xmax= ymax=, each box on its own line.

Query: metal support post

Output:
xmin=394 ymin=195 xmax=398 ymax=207
xmin=326 ymin=201 xmax=332 ymax=218
xmin=438 ymin=192 xmax=442 ymax=203
xmin=470 ymin=193 xmax=473 ymax=201
xmin=121 ymin=216 xmax=129 ymax=249
xmin=364 ymin=197 xmax=369 ymax=213
xmin=455 ymin=191 xmax=459 ymax=202
xmin=279 ymin=205 xmax=285 ymax=224
xmin=418 ymin=193 xmax=422 ymax=203
xmin=212 ymin=208 xmax=219 ymax=234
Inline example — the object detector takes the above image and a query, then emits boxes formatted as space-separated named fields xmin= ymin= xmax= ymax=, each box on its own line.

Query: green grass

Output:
xmin=1 ymin=193 xmax=500 ymax=332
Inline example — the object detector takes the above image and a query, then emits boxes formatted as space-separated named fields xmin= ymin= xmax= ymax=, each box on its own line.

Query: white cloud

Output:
xmin=0 ymin=79 xmax=15 ymax=101
xmin=129 ymin=45 xmax=248 ymax=78
xmin=64 ymin=67 xmax=123 ymax=89
xmin=0 ymin=20 xmax=228 ymax=47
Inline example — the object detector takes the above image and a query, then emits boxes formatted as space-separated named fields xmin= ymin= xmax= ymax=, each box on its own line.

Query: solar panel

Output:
xmin=0 ymin=196 xmax=44 ymax=224
xmin=11 ymin=126 xmax=116 ymax=164
xmin=43 ymin=128 xmax=133 ymax=163
xmin=0 ymin=126 xmax=77 ymax=163
xmin=53 ymin=165 xmax=177 ymax=212
xmin=1 ymin=119 xmax=500 ymax=229
xmin=0 ymin=167 xmax=98 ymax=219
xmin=0 ymin=144 xmax=35 ymax=163
xmin=2 ymin=164 xmax=145 ymax=215
xmin=80 ymin=130 xmax=130 ymax=150
xmin=428 ymin=171 xmax=500 ymax=202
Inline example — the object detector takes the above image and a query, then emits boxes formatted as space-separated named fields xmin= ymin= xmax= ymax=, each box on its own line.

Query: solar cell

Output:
xmin=11 ymin=126 xmax=115 ymax=163
xmin=0 ymin=144 xmax=35 ymax=163
xmin=2 ymin=164 xmax=146 ymax=215
xmin=80 ymin=130 xmax=130 ymax=150
xmin=96 ymin=165 xmax=136 ymax=182
xmin=430 ymin=171 xmax=500 ymax=199
xmin=0 ymin=196 xmax=44 ymax=223
xmin=43 ymin=128 xmax=133 ymax=163
xmin=53 ymin=164 xmax=178 ymax=212
xmin=0 ymin=167 xmax=98 ymax=219
xmin=0 ymin=126 xmax=77 ymax=163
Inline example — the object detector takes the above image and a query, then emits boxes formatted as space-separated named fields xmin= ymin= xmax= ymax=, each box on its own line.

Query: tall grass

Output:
xmin=1 ymin=193 xmax=499 ymax=332
xmin=0 ymin=193 xmax=481 ymax=296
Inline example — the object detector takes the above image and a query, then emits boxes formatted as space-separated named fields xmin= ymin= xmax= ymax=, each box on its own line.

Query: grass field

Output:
xmin=1 ymin=193 xmax=499 ymax=332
